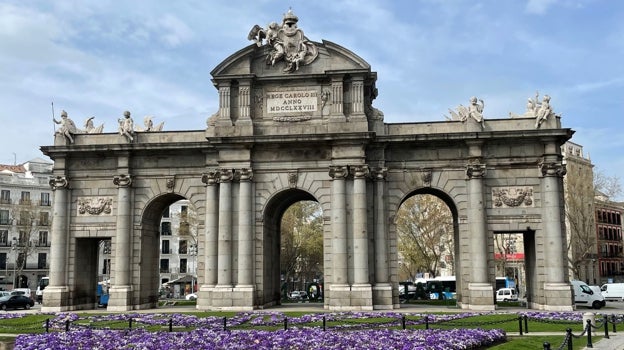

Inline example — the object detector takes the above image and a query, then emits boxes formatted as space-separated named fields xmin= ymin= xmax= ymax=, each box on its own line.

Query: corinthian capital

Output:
xmin=540 ymin=162 xmax=567 ymax=177
xmin=236 ymin=168 xmax=254 ymax=182
xmin=350 ymin=165 xmax=369 ymax=179
xmin=466 ymin=163 xmax=486 ymax=179
xmin=370 ymin=167 xmax=388 ymax=181
xmin=219 ymin=169 xmax=234 ymax=183
xmin=201 ymin=170 xmax=220 ymax=186
xmin=329 ymin=165 xmax=349 ymax=180
xmin=113 ymin=174 xmax=132 ymax=188
xmin=49 ymin=176 xmax=69 ymax=190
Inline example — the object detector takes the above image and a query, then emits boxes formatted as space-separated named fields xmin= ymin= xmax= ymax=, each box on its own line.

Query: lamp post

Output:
xmin=189 ymin=243 xmax=197 ymax=293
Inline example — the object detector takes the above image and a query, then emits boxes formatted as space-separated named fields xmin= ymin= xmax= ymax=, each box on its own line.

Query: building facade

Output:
xmin=595 ymin=196 xmax=624 ymax=283
xmin=159 ymin=200 xmax=198 ymax=298
xmin=0 ymin=158 xmax=53 ymax=290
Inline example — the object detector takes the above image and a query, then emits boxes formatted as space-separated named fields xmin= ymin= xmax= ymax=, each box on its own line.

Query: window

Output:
xmin=160 ymin=259 xmax=169 ymax=273
xmin=179 ymin=240 xmax=188 ymax=254
xmin=37 ymin=253 xmax=47 ymax=269
xmin=0 ymin=253 xmax=5 ymax=270
xmin=40 ymin=193 xmax=51 ymax=206
xmin=38 ymin=231 xmax=48 ymax=246
xmin=19 ymin=211 xmax=31 ymax=225
xmin=180 ymin=258 xmax=188 ymax=273
xmin=0 ymin=190 xmax=10 ymax=204
xmin=161 ymin=222 xmax=171 ymax=235
xmin=0 ymin=230 xmax=7 ymax=245
xmin=161 ymin=240 xmax=170 ymax=254
xmin=20 ymin=191 xmax=30 ymax=205
xmin=39 ymin=212 xmax=49 ymax=226
xmin=0 ymin=210 xmax=9 ymax=225
xmin=162 ymin=207 xmax=170 ymax=218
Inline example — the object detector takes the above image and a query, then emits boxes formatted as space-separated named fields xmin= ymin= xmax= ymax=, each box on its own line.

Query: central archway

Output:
xmin=261 ymin=188 xmax=319 ymax=308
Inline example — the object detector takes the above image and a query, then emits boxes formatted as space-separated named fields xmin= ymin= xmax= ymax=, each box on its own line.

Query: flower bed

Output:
xmin=15 ymin=327 xmax=505 ymax=349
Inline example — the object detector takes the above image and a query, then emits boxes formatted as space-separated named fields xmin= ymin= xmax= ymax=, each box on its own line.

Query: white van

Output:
xmin=496 ymin=288 xmax=518 ymax=302
xmin=600 ymin=283 xmax=624 ymax=301
xmin=572 ymin=280 xmax=605 ymax=309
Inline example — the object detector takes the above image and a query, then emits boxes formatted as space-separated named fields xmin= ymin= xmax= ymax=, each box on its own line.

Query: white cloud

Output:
xmin=525 ymin=0 xmax=558 ymax=15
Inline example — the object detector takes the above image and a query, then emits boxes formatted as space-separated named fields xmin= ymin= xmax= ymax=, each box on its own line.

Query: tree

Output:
xmin=10 ymin=200 xmax=44 ymax=288
xmin=396 ymin=194 xmax=454 ymax=279
xmin=594 ymin=169 xmax=622 ymax=199
xmin=280 ymin=201 xmax=323 ymax=293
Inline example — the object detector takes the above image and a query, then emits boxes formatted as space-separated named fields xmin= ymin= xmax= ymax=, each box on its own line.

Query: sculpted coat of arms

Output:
xmin=248 ymin=9 xmax=319 ymax=73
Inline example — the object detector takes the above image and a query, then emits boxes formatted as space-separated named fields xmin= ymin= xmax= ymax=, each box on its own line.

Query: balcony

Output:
xmin=0 ymin=199 xmax=11 ymax=205
xmin=161 ymin=249 xmax=173 ymax=255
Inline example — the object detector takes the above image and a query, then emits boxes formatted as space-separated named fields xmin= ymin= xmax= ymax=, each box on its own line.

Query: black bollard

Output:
xmin=169 ymin=318 xmax=173 ymax=332
xmin=612 ymin=314 xmax=617 ymax=333
xmin=284 ymin=317 xmax=288 ymax=331
xmin=518 ymin=316 xmax=523 ymax=336
xmin=45 ymin=319 xmax=50 ymax=333
xmin=566 ymin=328 xmax=573 ymax=350
xmin=543 ymin=342 xmax=551 ymax=350
xmin=129 ymin=318 xmax=133 ymax=330
xmin=223 ymin=316 xmax=227 ymax=331
xmin=323 ymin=316 xmax=326 ymax=331
xmin=524 ymin=315 xmax=529 ymax=334
xmin=424 ymin=315 xmax=429 ymax=330
xmin=65 ymin=319 xmax=70 ymax=332
xmin=604 ymin=315 xmax=609 ymax=339
xmin=402 ymin=315 xmax=406 ymax=330
xmin=586 ymin=319 xmax=593 ymax=348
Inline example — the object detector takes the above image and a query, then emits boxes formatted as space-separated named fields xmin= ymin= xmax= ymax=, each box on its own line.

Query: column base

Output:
xmin=107 ymin=285 xmax=134 ymax=311
xmin=539 ymin=283 xmax=574 ymax=311
xmin=328 ymin=284 xmax=373 ymax=311
xmin=41 ymin=286 xmax=70 ymax=312
xmin=462 ymin=283 xmax=495 ymax=311
xmin=196 ymin=284 xmax=215 ymax=310
xmin=372 ymin=283 xmax=393 ymax=310
xmin=202 ymin=285 xmax=256 ymax=311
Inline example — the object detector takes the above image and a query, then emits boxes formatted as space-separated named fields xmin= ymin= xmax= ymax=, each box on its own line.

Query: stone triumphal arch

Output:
xmin=41 ymin=11 xmax=574 ymax=312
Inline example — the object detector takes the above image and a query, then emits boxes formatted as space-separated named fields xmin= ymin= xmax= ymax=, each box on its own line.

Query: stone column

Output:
xmin=372 ymin=167 xmax=389 ymax=283
xmin=217 ymin=169 xmax=234 ymax=287
xmin=351 ymin=165 xmax=369 ymax=285
xmin=108 ymin=174 xmax=133 ymax=311
xmin=201 ymin=171 xmax=219 ymax=288
xmin=540 ymin=152 xmax=573 ymax=311
xmin=465 ymin=155 xmax=493 ymax=310
xmin=42 ymin=176 xmax=70 ymax=311
xmin=329 ymin=76 xmax=345 ymax=123
xmin=466 ymin=163 xmax=488 ymax=283
xmin=236 ymin=168 xmax=253 ymax=287
xmin=329 ymin=166 xmax=349 ymax=287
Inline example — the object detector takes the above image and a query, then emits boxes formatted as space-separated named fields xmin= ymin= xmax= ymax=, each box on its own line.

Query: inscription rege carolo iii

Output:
xmin=266 ymin=90 xmax=317 ymax=113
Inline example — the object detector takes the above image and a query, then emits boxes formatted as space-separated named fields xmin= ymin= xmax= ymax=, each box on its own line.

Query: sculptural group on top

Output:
xmin=248 ymin=9 xmax=319 ymax=73
xmin=53 ymin=109 xmax=165 ymax=144
xmin=509 ymin=92 xmax=560 ymax=128
xmin=445 ymin=96 xmax=485 ymax=128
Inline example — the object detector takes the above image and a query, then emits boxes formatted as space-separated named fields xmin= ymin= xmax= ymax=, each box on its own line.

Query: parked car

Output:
xmin=0 ymin=295 xmax=35 ymax=310
xmin=185 ymin=293 xmax=197 ymax=301
xmin=0 ymin=291 xmax=10 ymax=298
xmin=289 ymin=291 xmax=308 ymax=300
xmin=573 ymin=280 xmax=605 ymax=309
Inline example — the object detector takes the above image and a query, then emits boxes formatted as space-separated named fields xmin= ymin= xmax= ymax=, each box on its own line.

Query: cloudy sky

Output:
xmin=1 ymin=0 xmax=623 ymax=188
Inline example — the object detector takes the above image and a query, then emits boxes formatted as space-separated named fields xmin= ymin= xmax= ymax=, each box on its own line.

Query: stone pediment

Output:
xmin=211 ymin=40 xmax=371 ymax=78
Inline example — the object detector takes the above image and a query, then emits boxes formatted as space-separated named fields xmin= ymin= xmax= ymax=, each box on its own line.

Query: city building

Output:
xmin=158 ymin=200 xmax=198 ymax=298
xmin=0 ymin=158 xmax=53 ymax=290
xmin=562 ymin=141 xmax=598 ymax=284
xmin=594 ymin=192 xmax=624 ymax=283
